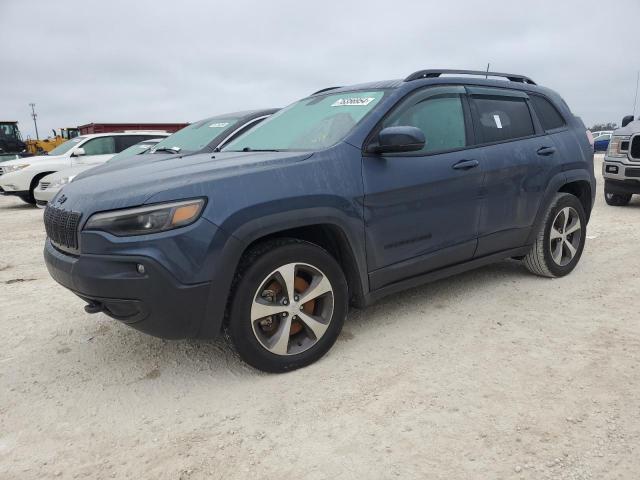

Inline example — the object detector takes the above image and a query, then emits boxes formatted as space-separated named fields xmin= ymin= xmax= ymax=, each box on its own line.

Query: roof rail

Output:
xmin=404 ymin=69 xmax=536 ymax=85
xmin=311 ymin=86 xmax=342 ymax=96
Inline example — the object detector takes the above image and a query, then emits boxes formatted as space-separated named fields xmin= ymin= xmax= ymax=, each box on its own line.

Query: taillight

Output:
xmin=607 ymin=136 xmax=631 ymax=158
xmin=586 ymin=130 xmax=594 ymax=147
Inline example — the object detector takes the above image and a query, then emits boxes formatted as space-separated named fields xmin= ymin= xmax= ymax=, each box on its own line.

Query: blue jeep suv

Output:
xmin=43 ymin=69 xmax=595 ymax=372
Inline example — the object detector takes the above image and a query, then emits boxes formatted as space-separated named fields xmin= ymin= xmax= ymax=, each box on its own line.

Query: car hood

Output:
xmin=1 ymin=154 xmax=66 ymax=166
xmin=54 ymin=151 xmax=314 ymax=214
xmin=41 ymin=164 xmax=97 ymax=183
xmin=88 ymin=151 xmax=182 ymax=173
xmin=614 ymin=120 xmax=640 ymax=136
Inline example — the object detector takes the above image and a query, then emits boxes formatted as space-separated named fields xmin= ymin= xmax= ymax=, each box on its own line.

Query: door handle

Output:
xmin=452 ymin=159 xmax=479 ymax=170
xmin=537 ymin=146 xmax=556 ymax=156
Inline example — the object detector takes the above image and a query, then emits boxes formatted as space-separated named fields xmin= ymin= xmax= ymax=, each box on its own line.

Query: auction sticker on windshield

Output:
xmin=209 ymin=123 xmax=230 ymax=128
xmin=331 ymin=97 xmax=375 ymax=107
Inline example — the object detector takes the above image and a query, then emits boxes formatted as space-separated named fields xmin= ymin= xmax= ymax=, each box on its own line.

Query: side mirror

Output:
xmin=72 ymin=147 xmax=86 ymax=157
xmin=621 ymin=115 xmax=634 ymax=128
xmin=371 ymin=126 xmax=426 ymax=154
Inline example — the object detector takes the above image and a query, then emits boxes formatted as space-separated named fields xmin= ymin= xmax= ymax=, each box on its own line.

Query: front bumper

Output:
xmin=604 ymin=179 xmax=640 ymax=195
xmin=34 ymin=185 xmax=59 ymax=204
xmin=602 ymin=156 xmax=640 ymax=182
xmin=44 ymin=239 xmax=213 ymax=339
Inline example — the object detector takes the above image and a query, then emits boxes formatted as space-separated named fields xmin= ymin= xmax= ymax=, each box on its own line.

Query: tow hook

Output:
xmin=84 ymin=302 xmax=103 ymax=314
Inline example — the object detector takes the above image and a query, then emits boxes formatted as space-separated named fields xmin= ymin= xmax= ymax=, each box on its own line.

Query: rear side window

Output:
xmin=530 ymin=95 xmax=566 ymax=131
xmin=382 ymin=93 xmax=467 ymax=154
xmin=472 ymin=96 xmax=535 ymax=143
xmin=115 ymin=135 xmax=159 ymax=152
xmin=81 ymin=136 xmax=116 ymax=155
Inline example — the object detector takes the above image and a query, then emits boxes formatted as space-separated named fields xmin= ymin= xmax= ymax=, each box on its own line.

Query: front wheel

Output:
xmin=524 ymin=193 xmax=587 ymax=278
xmin=227 ymin=239 xmax=348 ymax=373
xmin=604 ymin=191 xmax=632 ymax=206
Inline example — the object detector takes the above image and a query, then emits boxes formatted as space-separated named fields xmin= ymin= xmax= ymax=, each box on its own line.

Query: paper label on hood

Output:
xmin=331 ymin=97 xmax=375 ymax=107
xmin=209 ymin=122 xmax=230 ymax=128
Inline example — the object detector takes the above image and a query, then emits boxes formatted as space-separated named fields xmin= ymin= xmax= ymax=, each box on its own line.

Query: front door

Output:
xmin=362 ymin=86 xmax=484 ymax=291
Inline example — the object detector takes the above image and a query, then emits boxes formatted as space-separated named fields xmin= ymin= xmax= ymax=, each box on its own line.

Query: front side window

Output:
xmin=472 ymin=96 xmax=535 ymax=143
xmin=530 ymin=95 xmax=566 ymax=131
xmin=81 ymin=136 xmax=116 ymax=155
xmin=381 ymin=92 xmax=467 ymax=154
xmin=223 ymin=90 xmax=386 ymax=152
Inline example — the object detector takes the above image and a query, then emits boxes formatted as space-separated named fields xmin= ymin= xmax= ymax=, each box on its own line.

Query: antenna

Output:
xmin=29 ymin=103 xmax=39 ymax=141
xmin=485 ymin=63 xmax=490 ymax=79
xmin=633 ymin=70 xmax=639 ymax=118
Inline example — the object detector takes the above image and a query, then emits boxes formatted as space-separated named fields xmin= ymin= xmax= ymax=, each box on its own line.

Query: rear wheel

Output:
xmin=227 ymin=239 xmax=348 ymax=373
xmin=604 ymin=191 xmax=632 ymax=206
xmin=524 ymin=193 xmax=586 ymax=278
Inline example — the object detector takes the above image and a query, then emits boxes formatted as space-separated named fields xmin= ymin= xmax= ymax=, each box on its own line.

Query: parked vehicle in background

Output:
xmin=77 ymin=122 xmax=188 ymax=135
xmin=602 ymin=115 xmax=640 ymax=205
xmin=84 ymin=109 xmax=278 ymax=176
xmin=24 ymin=127 xmax=80 ymax=155
xmin=0 ymin=121 xmax=28 ymax=158
xmin=0 ymin=131 xmax=169 ymax=204
xmin=43 ymin=69 xmax=594 ymax=373
xmin=33 ymin=138 xmax=164 ymax=206
xmin=593 ymin=132 xmax=612 ymax=151
xmin=590 ymin=130 xmax=613 ymax=139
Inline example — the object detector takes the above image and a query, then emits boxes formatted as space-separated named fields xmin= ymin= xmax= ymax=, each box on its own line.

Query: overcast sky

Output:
xmin=2 ymin=0 xmax=639 ymax=139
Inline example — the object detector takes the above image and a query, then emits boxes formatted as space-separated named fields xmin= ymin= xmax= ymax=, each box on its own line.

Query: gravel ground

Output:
xmin=1 ymin=154 xmax=639 ymax=480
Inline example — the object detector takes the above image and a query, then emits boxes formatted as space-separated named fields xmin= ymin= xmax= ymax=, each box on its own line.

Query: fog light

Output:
xmin=136 ymin=264 xmax=146 ymax=274
xmin=605 ymin=165 xmax=619 ymax=174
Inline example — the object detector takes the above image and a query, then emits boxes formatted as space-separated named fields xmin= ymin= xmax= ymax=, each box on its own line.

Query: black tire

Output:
xmin=17 ymin=193 xmax=36 ymax=205
xmin=226 ymin=238 xmax=348 ymax=373
xmin=524 ymin=193 xmax=587 ymax=278
xmin=604 ymin=190 xmax=632 ymax=206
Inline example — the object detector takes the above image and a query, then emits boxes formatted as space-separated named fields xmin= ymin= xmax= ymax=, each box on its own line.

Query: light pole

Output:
xmin=29 ymin=103 xmax=39 ymax=140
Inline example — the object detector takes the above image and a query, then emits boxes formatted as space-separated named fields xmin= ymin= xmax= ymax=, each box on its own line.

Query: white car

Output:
xmin=33 ymin=138 xmax=165 ymax=206
xmin=0 ymin=131 xmax=168 ymax=204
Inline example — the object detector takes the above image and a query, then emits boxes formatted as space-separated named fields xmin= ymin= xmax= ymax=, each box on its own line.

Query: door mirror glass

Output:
xmin=72 ymin=147 xmax=86 ymax=157
xmin=621 ymin=115 xmax=634 ymax=128
xmin=373 ymin=126 xmax=425 ymax=153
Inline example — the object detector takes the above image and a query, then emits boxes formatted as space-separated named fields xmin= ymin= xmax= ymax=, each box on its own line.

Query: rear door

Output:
xmin=362 ymin=85 xmax=484 ymax=290
xmin=468 ymin=87 xmax=556 ymax=256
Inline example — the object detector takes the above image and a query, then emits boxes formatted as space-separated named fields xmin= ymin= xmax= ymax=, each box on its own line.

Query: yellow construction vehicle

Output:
xmin=24 ymin=127 xmax=80 ymax=155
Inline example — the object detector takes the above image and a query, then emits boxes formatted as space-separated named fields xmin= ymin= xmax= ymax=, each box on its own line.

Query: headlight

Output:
xmin=607 ymin=136 xmax=630 ymax=158
xmin=84 ymin=199 xmax=205 ymax=236
xmin=49 ymin=175 xmax=76 ymax=189
xmin=3 ymin=164 xmax=30 ymax=173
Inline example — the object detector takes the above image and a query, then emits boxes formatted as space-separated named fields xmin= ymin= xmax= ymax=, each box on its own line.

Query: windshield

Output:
xmin=150 ymin=116 xmax=241 ymax=153
xmin=48 ymin=136 xmax=87 ymax=155
xmin=223 ymin=90 xmax=385 ymax=152
xmin=107 ymin=139 xmax=162 ymax=162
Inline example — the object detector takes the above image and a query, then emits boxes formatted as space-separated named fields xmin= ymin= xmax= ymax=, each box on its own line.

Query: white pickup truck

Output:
xmin=602 ymin=114 xmax=640 ymax=206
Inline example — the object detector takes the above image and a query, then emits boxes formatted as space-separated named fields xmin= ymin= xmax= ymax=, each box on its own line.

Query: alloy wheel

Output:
xmin=250 ymin=262 xmax=334 ymax=356
xmin=549 ymin=206 xmax=582 ymax=267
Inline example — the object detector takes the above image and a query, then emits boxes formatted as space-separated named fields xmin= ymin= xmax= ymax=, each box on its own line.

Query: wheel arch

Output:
xmin=235 ymin=219 xmax=368 ymax=309
xmin=559 ymin=179 xmax=593 ymax=221
xmin=29 ymin=171 xmax=56 ymax=192
xmin=527 ymin=169 xmax=594 ymax=246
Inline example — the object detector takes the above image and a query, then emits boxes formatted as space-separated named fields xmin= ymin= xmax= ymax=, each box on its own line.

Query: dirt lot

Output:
xmin=1 ymin=154 xmax=639 ymax=479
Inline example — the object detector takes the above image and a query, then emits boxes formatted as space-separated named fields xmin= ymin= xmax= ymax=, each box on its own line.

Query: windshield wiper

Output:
xmin=153 ymin=147 xmax=181 ymax=154
xmin=241 ymin=147 xmax=280 ymax=152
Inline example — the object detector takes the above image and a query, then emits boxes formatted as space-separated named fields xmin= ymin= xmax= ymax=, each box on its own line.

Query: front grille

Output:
xmin=39 ymin=182 xmax=51 ymax=190
xmin=625 ymin=167 xmax=640 ymax=178
xmin=44 ymin=205 xmax=82 ymax=250
xmin=630 ymin=135 xmax=640 ymax=161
